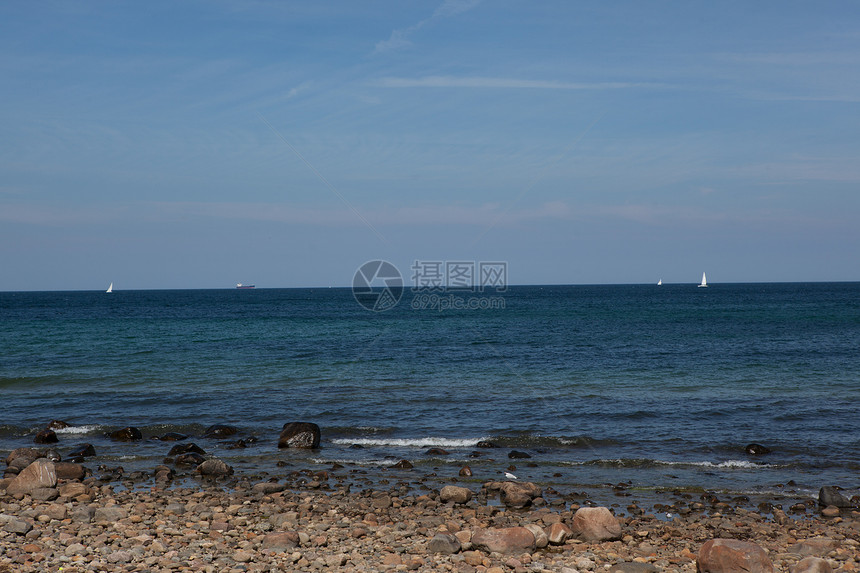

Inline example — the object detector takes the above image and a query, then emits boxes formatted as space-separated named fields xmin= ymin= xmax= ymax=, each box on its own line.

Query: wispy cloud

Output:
xmin=375 ymin=76 xmax=663 ymax=90
xmin=2 ymin=199 xmax=839 ymax=231
xmin=374 ymin=0 xmax=481 ymax=53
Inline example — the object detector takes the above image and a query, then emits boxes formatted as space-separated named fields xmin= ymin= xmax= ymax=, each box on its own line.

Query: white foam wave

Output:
xmin=54 ymin=425 xmax=100 ymax=435
xmin=563 ymin=458 xmax=776 ymax=469
xmin=330 ymin=437 xmax=488 ymax=448
xmin=311 ymin=458 xmax=400 ymax=467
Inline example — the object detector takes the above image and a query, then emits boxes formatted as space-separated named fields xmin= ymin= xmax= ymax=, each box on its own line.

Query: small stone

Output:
xmin=546 ymin=521 xmax=573 ymax=545
xmin=471 ymin=526 xmax=536 ymax=554
xmin=427 ymin=533 xmax=461 ymax=554
xmin=821 ymin=505 xmax=840 ymax=517
xmin=791 ymin=557 xmax=832 ymax=573
xmin=697 ymin=538 xmax=774 ymax=573
xmin=440 ymin=485 xmax=473 ymax=504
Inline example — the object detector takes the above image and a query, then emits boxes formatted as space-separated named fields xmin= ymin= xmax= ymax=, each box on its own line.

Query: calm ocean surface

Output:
xmin=2 ymin=283 xmax=859 ymax=506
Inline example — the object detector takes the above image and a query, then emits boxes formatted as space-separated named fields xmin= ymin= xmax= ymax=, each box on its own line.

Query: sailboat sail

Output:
xmin=106 ymin=283 xmax=113 ymax=293
xmin=698 ymin=273 xmax=707 ymax=288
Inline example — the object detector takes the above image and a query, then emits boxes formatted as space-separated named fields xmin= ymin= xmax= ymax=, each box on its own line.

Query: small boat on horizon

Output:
xmin=106 ymin=282 xmax=113 ymax=293
xmin=657 ymin=278 xmax=662 ymax=286
xmin=236 ymin=283 xmax=255 ymax=289
xmin=698 ymin=272 xmax=708 ymax=288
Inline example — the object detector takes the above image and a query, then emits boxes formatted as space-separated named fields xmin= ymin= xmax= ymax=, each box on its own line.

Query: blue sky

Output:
xmin=2 ymin=1 xmax=859 ymax=290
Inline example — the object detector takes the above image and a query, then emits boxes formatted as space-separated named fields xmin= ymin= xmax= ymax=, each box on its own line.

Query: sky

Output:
xmin=1 ymin=1 xmax=859 ymax=290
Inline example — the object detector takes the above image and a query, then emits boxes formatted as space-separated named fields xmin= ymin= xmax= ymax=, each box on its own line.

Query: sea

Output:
xmin=2 ymin=282 xmax=859 ymax=512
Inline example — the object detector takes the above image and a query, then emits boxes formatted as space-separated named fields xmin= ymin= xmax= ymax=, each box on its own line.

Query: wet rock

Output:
xmin=67 ymin=443 xmax=96 ymax=458
xmin=34 ymin=429 xmax=58 ymax=444
xmin=109 ymin=427 xmax=143 ymax=441
xmin=507 ymin=450 xmax=531 ymax=459
xmin=174 ymin=452 xmax=207 ymax=467
xmin=818 ymin=486 xmax=851 ymax=507
xmin=745 ymin=443 xmax=771 ymax=455
xmin=197 ymin=458 xmax=233 ymax=476
xmin=427 ymin=533 xmax=462 ymax=554
xmin=155 ymin=432 xmax=188 ymax=441
xmin=204 ymin=424 xmax=239 ymax=439
xmin=440 ymin=485 xmax=472 ymax=504
xmin=820 ymin=505 xmax=840 ymax=517
xmin=6 ymin=459 xmax=57 ymax=495
xmin=426 ymin=447 xmax=449 ymax=455
xmin=168 ymin=442 xmax=206 ymax=456
xmin=697 ymin=538 xmax=774 ymax=573
xmin=571 ymin=506 xmax=622 ymax=542
xmin=278 ymin=422 xmax=321 ymax=449
xmin=476 ymin=440 xmax=498 ymax=448
xmin=54 ymin=462 xmax=87 ymax=481
xmin=459 ymin=466 xmax=472 ymax=477
xmin=392 ymin=459 xmax=413 ymax=469
xmin=471 ymin=526 xmax=536 ymax=554
xmin=46 ymin=420 xmax=70 ymax=430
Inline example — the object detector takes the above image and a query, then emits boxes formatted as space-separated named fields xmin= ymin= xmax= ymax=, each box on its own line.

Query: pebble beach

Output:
xmin=2 ymin=451 xmax=859 ymax=573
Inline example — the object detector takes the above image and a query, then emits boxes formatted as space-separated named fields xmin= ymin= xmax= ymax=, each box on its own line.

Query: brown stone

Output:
xmin=546 ymin=521 xmax=573 ymax=545
xmin=427 ymin=533 xmax=461 ymax=554
xmin=791 ymin=557 xmax=832 ymax=573
xmin=571 ymin=507 xmax=622 ymax=542
xmin=262 ymin=531 xmax=299 ymax=551
xmin=6 ymin=447 xmax=43 ymax=466
xmin=820 ymin=505 xmax=840 ymax=517
xmin=440 ymin=485 xmax=473 ymax=504
xmin=788 ymin=538 xmax=839 ymax=556
xmin=498 ymin=481 xmax=542 ymax=509
xmin=53 ymin=462 xmax=86 ymax=481
xmin=697 ymin=538 xmax=774 ymax=573
xmin=6 ymin=460 xmax=57 ymax=495
xmin=462 ymin=550 xmax=484 ymax=566
xmin=471 ymin=527 xmax=536 ymax=554
xmin=197 ymin=459 xmax=233 ymax=476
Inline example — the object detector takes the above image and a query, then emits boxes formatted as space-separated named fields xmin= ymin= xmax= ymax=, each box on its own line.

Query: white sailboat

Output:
xmin=106 ymin=282 xmax=113 ymax=293
xmin=698 ymin=272 xmax=708 ymax=288
xmin=657 ymin=279 xmax=662 ymax=286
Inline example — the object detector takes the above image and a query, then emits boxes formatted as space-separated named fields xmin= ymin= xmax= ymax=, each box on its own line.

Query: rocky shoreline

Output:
xmin=2 ymin=448 xmax=859 ymax=573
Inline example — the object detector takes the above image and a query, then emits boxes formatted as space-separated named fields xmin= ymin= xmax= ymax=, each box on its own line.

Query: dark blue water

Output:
xmin=2 ymin=283 xmax=859 ymax=506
